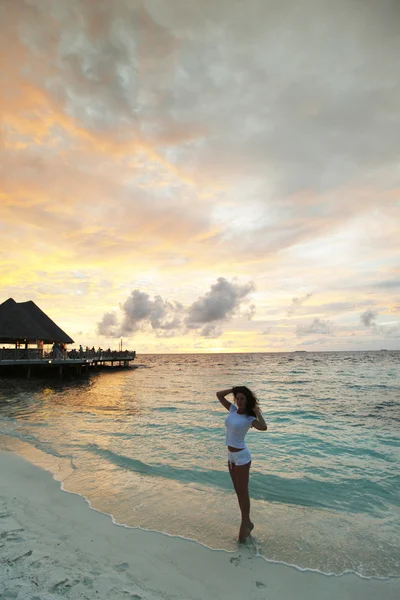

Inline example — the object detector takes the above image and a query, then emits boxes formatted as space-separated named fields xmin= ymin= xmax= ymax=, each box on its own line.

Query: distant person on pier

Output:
xmin=52 ymin=342 xmax=61 ymax=359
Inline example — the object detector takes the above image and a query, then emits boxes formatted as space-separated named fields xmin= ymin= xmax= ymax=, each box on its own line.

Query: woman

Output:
xmin=216 ymin=386 xmax=267 ymax=543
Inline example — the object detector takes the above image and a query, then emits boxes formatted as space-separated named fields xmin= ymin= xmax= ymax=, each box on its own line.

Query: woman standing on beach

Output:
xmin=216 ymin=386 xmax=267 ymax=543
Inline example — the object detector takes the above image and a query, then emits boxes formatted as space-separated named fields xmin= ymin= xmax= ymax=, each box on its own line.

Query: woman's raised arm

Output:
xmin=216 ymin=388 xmax=233 ymax=411
xmin=252 ymin=405 xmax=268 ymax=431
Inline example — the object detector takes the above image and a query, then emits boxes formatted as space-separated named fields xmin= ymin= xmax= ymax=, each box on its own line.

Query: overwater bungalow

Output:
xmin=0 ymin=297 xmax=73 ymax=356
xmin=0 ymin=298 xmax=135 ymax=378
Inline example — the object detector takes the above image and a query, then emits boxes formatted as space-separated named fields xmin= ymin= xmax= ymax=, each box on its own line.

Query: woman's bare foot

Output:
xmin=238 ymin=521 xmax=254 ymax=543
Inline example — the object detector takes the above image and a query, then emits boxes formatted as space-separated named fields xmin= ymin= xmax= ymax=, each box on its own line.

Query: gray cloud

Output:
xmin=361 ymin=309 xmax=378 ymax=327
xmin=296 ymin=318 xmax=334 ymax=337
xmin=246 ymin=304 xmax=256 ymax=321
xmin=186 ymin=277 xmax=255 ymax=335
xmin=378 ymin=324 xmax=400 ymax=338
xmin=261 ymin=327 xmax=272 ymax=336
xmin=287 ymin=293 xmax=313 ymax=315
xmin=373 ymin=279 xmax=400 ymax=290
xmin=97 ymin=312 xmax=118 ymax=336
xmin=97 ymin=277 xmax=255 ymax=338
xmin=199 ymin=323 xmax=223 ymax=339
xmin=384 ymin=324 xmax=400 ymax=337
xmin=1 ymin=0 xmax=399 ymax=352
xmin=0 ymin=0 xmax=398 ymax=275
xmin=7 ymin=2 xmax=400 ymax=188
xmin=120 ymin=291 xmax=184 ymax=334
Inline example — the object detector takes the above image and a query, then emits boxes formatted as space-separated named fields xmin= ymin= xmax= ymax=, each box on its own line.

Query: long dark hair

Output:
xmin=232 ymin=385 xmax=259 ymax=417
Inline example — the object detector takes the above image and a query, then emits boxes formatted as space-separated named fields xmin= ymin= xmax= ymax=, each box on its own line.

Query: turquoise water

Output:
xmin=0 ymin=352 xmax=399 ymax=577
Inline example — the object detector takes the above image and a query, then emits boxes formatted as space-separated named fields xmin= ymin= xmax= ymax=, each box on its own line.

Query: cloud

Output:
xmin=245 ymin=304 xmax=256 ymax=321
xmin=261 ymin=327 xmax=272 ymax=335
xmin=186 ymin=277 xmax=255 ymax=335
xmin=372 ymin=279 xmax=400 ymax=290
xmin=97 ymin=277 xmax=255 ymax=339
xmin=360 ymin=309 xmax=378 ymax=327
xmin=1 ymin=1 xmax=399 ymax=352
xmin=296 ymin=318 xmax=334 ymax=337
xmin=287 ymin=292 xmax=313 ymax=315
xmin=380 ymin=324 xmax=400 ymax=337
xmin=120 ymin=291 xmax=183 ymax=334
xmin=198 ymin=323 xmax=223 ymax=339
xmin=1 ymin=1 xmax=399 ymax=291
xmin=372 ymin=322 xmax=400 ymax=338
xmin=97 ymin=311 xmax=118 ymax=336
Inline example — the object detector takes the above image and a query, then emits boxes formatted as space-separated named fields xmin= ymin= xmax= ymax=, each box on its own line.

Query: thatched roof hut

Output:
xmin=0 ymin=298 xmax=74 ymax=345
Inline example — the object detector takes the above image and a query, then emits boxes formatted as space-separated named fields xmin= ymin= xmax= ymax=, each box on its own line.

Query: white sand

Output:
xmin=0 ymin=451 xmax=398 ymax=600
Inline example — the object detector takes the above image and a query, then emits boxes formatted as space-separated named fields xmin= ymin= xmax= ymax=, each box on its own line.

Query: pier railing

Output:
xmin=65 ymin=350 xmax=135 ymax=361
xmin=0 ymin=348 xmax=43 ymax=361
xmin=0 ymin=348 xmax=136 ymax=363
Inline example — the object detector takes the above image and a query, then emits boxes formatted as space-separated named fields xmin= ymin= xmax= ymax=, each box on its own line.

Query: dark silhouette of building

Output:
xmin=0 ymin=298 xmax=74 ymax=346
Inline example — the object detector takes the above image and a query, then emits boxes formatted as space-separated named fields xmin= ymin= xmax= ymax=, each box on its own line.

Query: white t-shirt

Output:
xmin=225 ymin=403 xmax=256 ymax=449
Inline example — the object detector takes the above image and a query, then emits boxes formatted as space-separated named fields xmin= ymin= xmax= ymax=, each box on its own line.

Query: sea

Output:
xmin=0 ymin=352 xmax=399 ymax=579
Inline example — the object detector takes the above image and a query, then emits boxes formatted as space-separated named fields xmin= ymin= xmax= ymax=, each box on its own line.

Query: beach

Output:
xmin=2 ymin=0 xmax=399 ymax=594
xmin=1 ymin=450 xmax=399 ymax=600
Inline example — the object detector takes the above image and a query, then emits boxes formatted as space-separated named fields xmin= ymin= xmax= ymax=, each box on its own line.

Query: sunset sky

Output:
xmin=1 ymin=0 xmax=399 ymax=353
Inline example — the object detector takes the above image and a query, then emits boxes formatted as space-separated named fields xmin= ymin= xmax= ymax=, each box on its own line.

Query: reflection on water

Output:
xmin=0 ymin=352 xmax=399 ymax=577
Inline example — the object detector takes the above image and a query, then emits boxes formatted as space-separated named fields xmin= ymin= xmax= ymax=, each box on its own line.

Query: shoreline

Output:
xmin=2 ymin=435 xmax=398 ymax=581
xmin=1 ymin=450 xmax=399 ymax=599
xmin=48 ymin=477 xmax=399 ymax=582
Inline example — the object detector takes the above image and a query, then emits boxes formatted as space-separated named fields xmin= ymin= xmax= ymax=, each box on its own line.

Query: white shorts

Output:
xmin=227 ymin=447 xmax=252 ymax=466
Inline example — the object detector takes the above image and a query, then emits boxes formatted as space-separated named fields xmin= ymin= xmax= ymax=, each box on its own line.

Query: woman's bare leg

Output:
xmin=228 ymin=460 xmax=238 ymax=494
xmin=235 ymin=461 xmax=253 ymax=542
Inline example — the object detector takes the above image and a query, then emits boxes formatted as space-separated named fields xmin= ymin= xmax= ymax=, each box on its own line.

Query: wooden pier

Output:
xmin=0 ymin=297 xmax=136 ymax=379
xmin=0 ymin=348 xmax=136 ymax=379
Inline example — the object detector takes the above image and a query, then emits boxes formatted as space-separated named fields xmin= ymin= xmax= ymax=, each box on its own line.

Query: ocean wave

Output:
xmin=282 ymin=379 xmax=312 ymax=385
xmin=0 ymin=430 xmax=77 ymax=468
xmin=85 ymin=443 xmax=399 ymax=515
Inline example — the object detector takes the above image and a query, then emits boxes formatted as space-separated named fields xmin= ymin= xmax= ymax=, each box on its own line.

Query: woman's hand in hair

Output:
xmin=252 ymin=405 xmax=268 ymax=431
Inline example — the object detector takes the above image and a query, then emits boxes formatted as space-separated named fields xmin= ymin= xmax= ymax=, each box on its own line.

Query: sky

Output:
xmin=1 ymin=0 xmax=399 ymax=353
